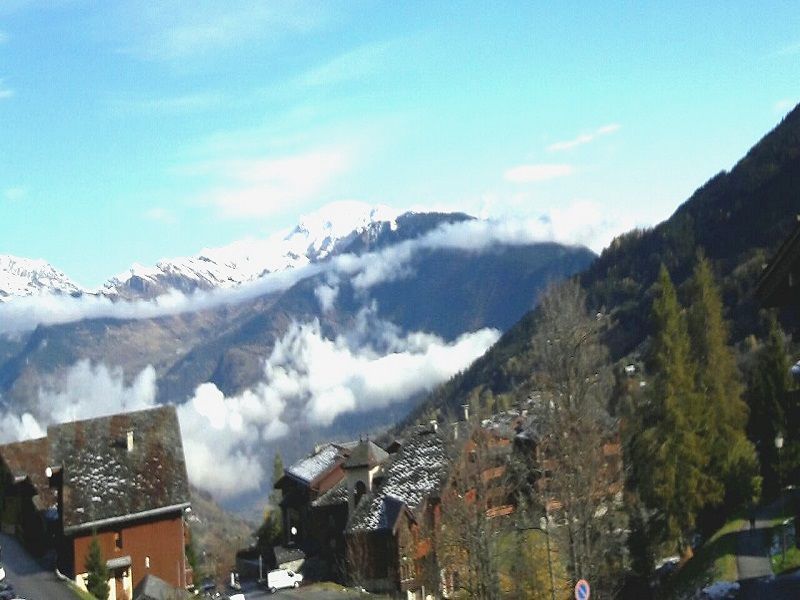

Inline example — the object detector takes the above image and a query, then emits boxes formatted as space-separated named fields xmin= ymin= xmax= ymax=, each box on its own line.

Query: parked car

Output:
xmin=265 ymin=568 xmax=303 ymax=593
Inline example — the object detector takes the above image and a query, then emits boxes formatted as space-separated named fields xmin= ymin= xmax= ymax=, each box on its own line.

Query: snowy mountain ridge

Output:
xmin=0 ymin=202 xmax=402 ymax=301
xmin=0 ymin=255 xmax=83 ymax=301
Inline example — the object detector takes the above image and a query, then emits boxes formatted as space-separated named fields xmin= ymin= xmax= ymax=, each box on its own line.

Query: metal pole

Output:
xmin=780 ymin=448 xmax=787 ymax=564
xmin=543 ymin=523 xmax=556 ymax=600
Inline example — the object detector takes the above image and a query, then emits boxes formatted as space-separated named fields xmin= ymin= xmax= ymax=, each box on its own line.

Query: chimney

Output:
xmin=462 ymin=403 xmax=470 ymax=422
xmin=126 ymin=430 xmax=134 ymax=452
xmin=429 ymin=419 xmax=438 ymax=433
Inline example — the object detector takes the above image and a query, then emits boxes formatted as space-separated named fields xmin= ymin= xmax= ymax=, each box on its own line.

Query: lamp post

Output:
xmin=540 ymin=516 xmax=557 ymax=600
xmin=517 ymin=515 xmax=556 ymax=600
xmin=775 ymin=432 xmax=786 ymax=564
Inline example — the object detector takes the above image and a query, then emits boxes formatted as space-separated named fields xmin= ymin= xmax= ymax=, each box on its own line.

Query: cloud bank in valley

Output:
xmin=0 ymin=310 xmax=499 ymax=500
xmin=0 ymin=209 xmax=617 ymax=335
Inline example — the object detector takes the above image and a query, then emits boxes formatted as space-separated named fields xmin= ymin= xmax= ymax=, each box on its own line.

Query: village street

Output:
xmin=734 ymin=491 xmax=800 ymax=600
xmin=235 ymin=580 xmax=385 ymax=599
xmin=0 ymin=532 xmax=76 ymax=600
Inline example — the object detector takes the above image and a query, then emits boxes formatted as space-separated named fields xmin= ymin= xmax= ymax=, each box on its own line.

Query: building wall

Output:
xmin=72 ymin=512 xmax=187 ymax=595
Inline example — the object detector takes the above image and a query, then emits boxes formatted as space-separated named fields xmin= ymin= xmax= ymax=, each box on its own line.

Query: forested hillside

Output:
xmin=412 ymin=103 xmax=800 ymax=423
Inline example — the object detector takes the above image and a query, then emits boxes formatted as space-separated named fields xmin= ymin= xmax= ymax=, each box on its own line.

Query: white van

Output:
xmin=266 ymin=568 xmax=303 ymax=593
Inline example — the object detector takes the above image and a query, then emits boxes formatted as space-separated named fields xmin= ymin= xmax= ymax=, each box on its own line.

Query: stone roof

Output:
xmin=133 ymin=573 xmax=190 ymax=600
xmin=285 ymin=444 xmax=344 ymax=485
xmin=311 ymin=479 xmax=348 ymax=508
xmin=49 ymin=405 xmax=190 ymax=533
xmin=343 ymin=439 xmax=388 ymax=470
xmin=0 ymin=436 xmax=57 ymax=511
xmin=347 ymin=427 xmax=449 ymax=532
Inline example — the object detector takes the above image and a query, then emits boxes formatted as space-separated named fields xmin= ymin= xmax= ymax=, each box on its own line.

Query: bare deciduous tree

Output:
xmin=529 ymin=279 xmax=626 ymax=598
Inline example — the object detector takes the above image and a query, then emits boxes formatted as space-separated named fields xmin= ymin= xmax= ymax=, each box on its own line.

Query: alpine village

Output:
xmin=2 ymin=10 xmax=800 ymax=600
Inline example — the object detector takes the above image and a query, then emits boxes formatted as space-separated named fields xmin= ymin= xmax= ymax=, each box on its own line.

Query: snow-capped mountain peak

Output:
xmin=0 ymin=255 xmax=83 ymax=301
xmin=103 ymin=202 xmax=402 ymax=299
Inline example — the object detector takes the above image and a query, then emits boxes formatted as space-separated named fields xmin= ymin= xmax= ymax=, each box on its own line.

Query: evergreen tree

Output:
xmin=637 ymin=265 xmax=722 ymax=556
xmin=269 ymin=452 xmax=284 ymax=507
xmin=84 ymin=535 xmax=110 ymax=600
xmin=746 ymin=315 xmax=792 ymax=493
xmin=686 ymin=255 xmax=759 ymax=511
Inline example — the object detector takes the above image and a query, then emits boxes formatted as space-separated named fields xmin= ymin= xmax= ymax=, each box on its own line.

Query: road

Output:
xmin=0 ymin=532 xmax=76 ymax=600
xmin=233 ymin=581 xmax=381 ymax=599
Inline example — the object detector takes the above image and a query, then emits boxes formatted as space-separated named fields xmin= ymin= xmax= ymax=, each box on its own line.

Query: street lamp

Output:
xmin=517 ymin=516 xmax=556 ymax=600
xmin=540 ymin=516 xmax=556 ymax=600
xmin=775 ymin=433 xmax=786 ymax=564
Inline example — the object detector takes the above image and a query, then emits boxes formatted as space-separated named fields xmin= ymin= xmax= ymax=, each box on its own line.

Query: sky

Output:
xmin=1 ymin=1 xmax=799 ymax=288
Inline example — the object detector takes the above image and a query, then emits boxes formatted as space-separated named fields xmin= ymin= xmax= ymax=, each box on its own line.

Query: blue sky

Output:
xmin=0 ymin=1 xmax=798 ymax=287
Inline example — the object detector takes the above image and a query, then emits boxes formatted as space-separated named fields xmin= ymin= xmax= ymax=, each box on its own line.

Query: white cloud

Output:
xmin=547 ymin=123 xmax=620 ymax=152
xmin=144 ymin=207 xmax=177 ymax=223
xmin=503 ymin=163 xmax=574 ymax=183
xmin=314 ymin=281 xmax=339 ymax=313
xmin=0 ymin=206 xmax=618 ymax=334
xmin=0 ymin=79 xmax=13 ymax=99
xmin=0 ymin=32 xmax=8 ymax=44
xmin=195 ymin=146 xmax=354 ymax=218
xmin=0 ymin=305 xmax=498 ymax=500
xmin=3 ymin=186 xmax=27 ymax=202
xmin=297 ymin=41 xmax=394 ymax=88
xmin=113 ymin=92 xmax=223 ymax=115
xmin=775 ymin=99 xmax=797 ymax=114
xmin=249 ymin=309 xmax=500 ymax=427
xmin=112 ymin=2 xmax=330 ymax=61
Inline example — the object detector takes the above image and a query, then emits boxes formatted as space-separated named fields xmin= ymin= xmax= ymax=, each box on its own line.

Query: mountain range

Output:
xmin=0 ymin=205 xmax=595 ymax=512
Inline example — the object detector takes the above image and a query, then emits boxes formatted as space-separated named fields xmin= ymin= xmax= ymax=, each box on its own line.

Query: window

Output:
xmin=145 ymin=556 xmax=150 ymax=569
xmin=354 ymin=480 xmax=367 ymax=506
xmin=114 ymin=530 xmax=123 ymax=550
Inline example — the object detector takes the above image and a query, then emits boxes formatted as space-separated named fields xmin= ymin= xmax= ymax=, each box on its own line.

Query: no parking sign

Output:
xmin=575 ymin=579 xmax=590 ymax=600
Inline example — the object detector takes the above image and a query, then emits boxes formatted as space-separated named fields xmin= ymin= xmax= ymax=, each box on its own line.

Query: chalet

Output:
xmin=275 ymin=441 xmax=358 ymax=554
xmin=0 ymin=406 xmax=192 ymax=600
xmin=0 ymin=436 xmax=57 ymax=553
xmin=309 ymin=430 xmax=449 ymax=597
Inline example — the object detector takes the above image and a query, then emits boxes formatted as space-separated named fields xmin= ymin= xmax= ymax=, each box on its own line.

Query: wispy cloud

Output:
xmin=0 ymin=78 xmax=13 ymax=99
xmin=297 ymin=40 xmax=395 ymax=88
xmin=144 ymin=207 xmax=177 ymax=223
xmin=0 ymin=32 xmax=9 ymax=44
xmin=774 ymin=99 xmax=797 ymax=114
xmin=547 ymin=123 xmax=620 ymax=152
xmin=191 ymin=145 xmax=355 ymax=218
xmin=3 ymin=186 xmax=27 ymax=201
xmin=503 ymin=163 xmax=574 ymax=183
xmin=113 ymin=2 xmax=330 ymax=61
xmin=112 ymin=92 xmax=223 ymax=115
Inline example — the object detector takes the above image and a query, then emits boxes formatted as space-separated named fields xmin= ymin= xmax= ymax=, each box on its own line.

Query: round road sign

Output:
xmin=575 ymin=578 xmax=590 ymax=600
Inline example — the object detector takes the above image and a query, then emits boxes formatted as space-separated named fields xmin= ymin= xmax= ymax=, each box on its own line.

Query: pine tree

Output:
xmin=686 ymin=255 xmax=759 ymax=510
xmin=269 ymin=452 xmax=284 ymax=507
xmin=746 ymin=315 xmax=792 ymax=493
xmin=84 ymin=536 xmax=110 ymax=600
xmin=637 ymin=265 xmax=722 ymax=556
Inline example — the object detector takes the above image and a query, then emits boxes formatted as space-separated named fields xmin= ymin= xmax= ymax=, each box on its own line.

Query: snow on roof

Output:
xmin=348 ymin=427 xmax=449 ymax=532
xmin=311 ymin=479 xmax=348 ymax=508
xmin=48 ymin=405 xmax=190 ymax=532
xmin=286 ymin=444 xmax=343 ymax=485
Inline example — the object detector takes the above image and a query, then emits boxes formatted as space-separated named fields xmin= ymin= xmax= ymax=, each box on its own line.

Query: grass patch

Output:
xmin=771 ymin=545 xmax=800 ymax=575
xmin=667 ymin=516 xmax=745 ymax=597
